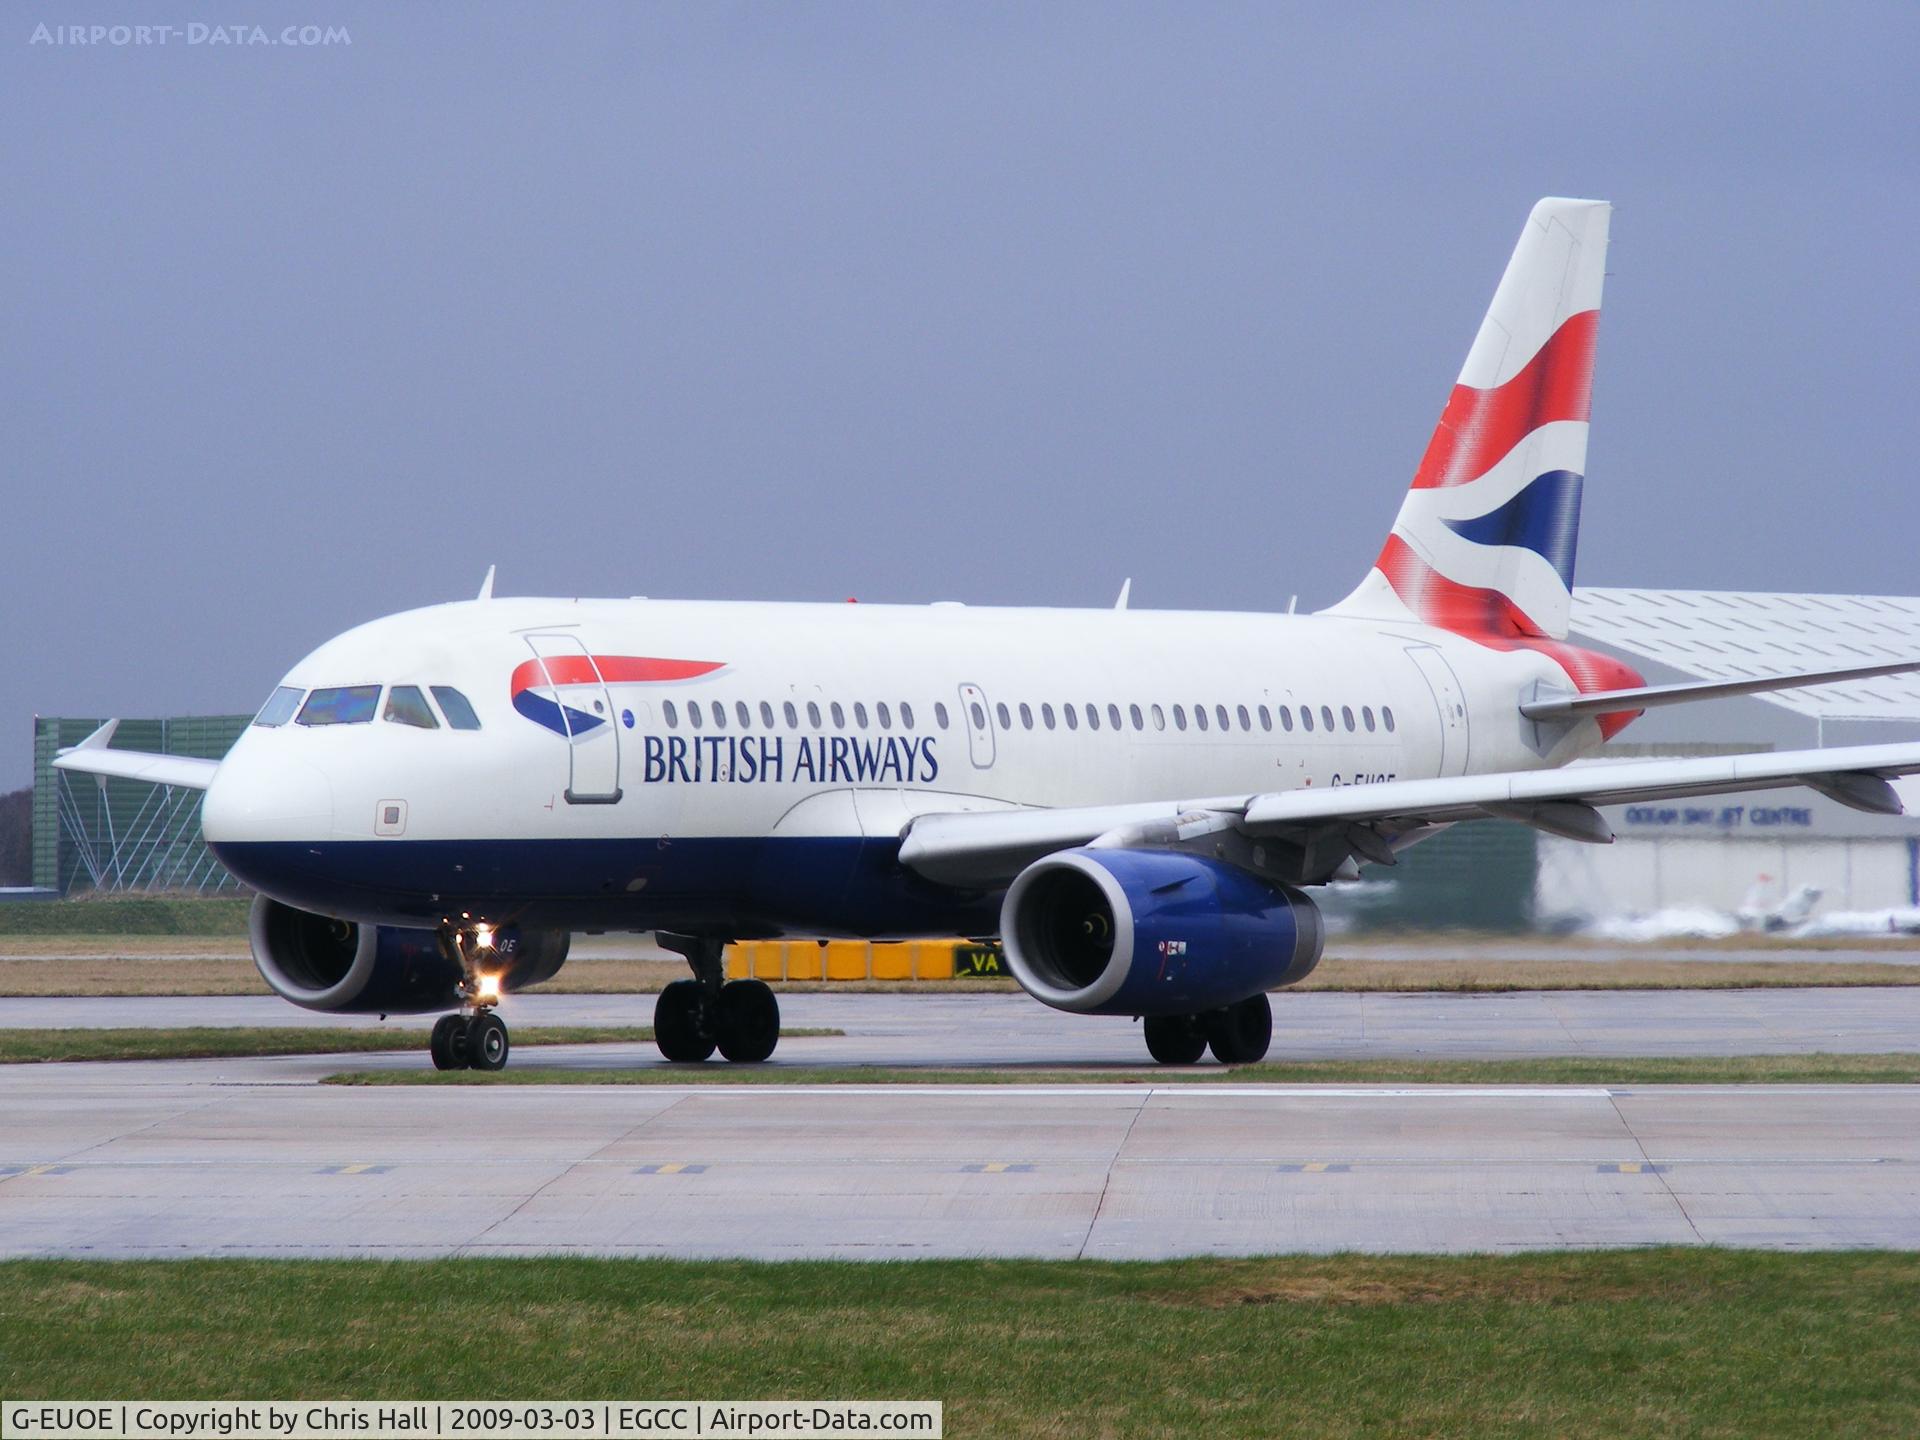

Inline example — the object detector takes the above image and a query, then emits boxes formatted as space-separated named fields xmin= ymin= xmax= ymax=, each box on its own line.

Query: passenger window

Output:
xmin=1342 ymin=706 xmax=1355 ymax=732
xmin=1301 ymin=707 xmax=1314 ymax=732
xmin=1173 ymin=705 xmax=1187 ymax=731
xmin=935 ymin=702 xmax=950 ymax=729
xmin=1064 ymin=704 xmax=1079 ymax=731
xmin=901 ymin=702 xmax=916 ymax=730
xmin=297 ymin=686 xmax=380 ymax=726
xmin=1321 ymin=705 xmax=1336 ymax=731
xmin=877 ymin=702 xmax=891 ymax=730
xmin=384 ymin=685 xmax=439 ymax=729
xmin=969 ymin=702 xmax=986 ymax=730
xmin=784 ymin=701 xmax=799 ymax=729
xmin=1130 ymin=704 xmax=1144 ymax=731
xmin=1019 ymin=703 xmax=1033 ymax=729
xmin=1042 ymin=703 xmax=1056 ymax=730
xmin=1108 ymin=704 xmax=1123 ymax=730
xmin=689 ymin=703 xmax=703 ymax=730
xmin=1278 ymin=705 xmax=1293 ymax=732
xmin=1151 ymin=704 xmax=1165 ymax=731
xmin=831 ymin=702 xmax=846 ymax=729
xmin=855 ymin=702 xmax=869 ymax=729
xmin=1383 ymin=706 xmax=1396 ymax=733
xmin=995 ymin=702 xmax=1011 ymax=730
xmin=1216 ymin=705 xmax=1231 ymax=731
xmin=1362 ymin=706 xmax=1376 ymax=732
xmin=663 ymin=700 xmax=679 ymax=729
xmin=760 ymin=701 xmax=775 ymax=727
xmin=737 ymin=701 xmax=752 ymax=728
xmin=253 ymin=686 xmax=304 ymax=728
xmin=1258 ymin=705 xmax=1272 ymax=732
xmin=1194 ymin=705 xmax=1209 ymax=732
xmin=1086 ymin=704 xmax=1100 ymax=732
xmin=1237 ymin=705 xmax=1251 ymax=731
xmin=807 ymin=701 xmax=822 ymax=728
xmin=711 ymin=701 xmax=726 ymax=729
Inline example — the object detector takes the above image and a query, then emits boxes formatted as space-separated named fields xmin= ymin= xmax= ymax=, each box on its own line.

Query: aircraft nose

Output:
xmin=201 ymin=746 xmax=334 ymax=844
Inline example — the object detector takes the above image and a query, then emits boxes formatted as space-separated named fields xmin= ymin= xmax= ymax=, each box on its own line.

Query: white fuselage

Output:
xmin=201 ymin=596 xmax=1608 ymax=935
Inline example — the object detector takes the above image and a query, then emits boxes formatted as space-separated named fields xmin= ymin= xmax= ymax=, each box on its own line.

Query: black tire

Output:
xmin=430 ymin=1014 xmax=469 ymax=1071
xmin=467 ymin=1012 xmax=510 ymax=1071
xmin=654 ymin=979 xmax=717 ymax=1062
xmin=1143 ymin=1013 xmax=1208 ymax=1065
xmin=1206 ymin=994 xmax=1274 ymax=1065
xmin=715 ymin=979 xmax=780 ymax=1063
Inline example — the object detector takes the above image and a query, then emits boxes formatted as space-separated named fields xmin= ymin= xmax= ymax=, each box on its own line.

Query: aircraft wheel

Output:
xmin=1143 ymin=1013 xmax=1208 ymax=1065
xmin=715 ymin=979 xmax=780 ymax=1063
xmin=655 ymin=979 xmax=718 ymax=1062
xmin=429 ymin=1014 xmax=469 ymax=1071
xmin=467 ymin=1012 xmax=510 ymax=1071
xmin=1206 ymin=994 xmax=1273 ymax=1066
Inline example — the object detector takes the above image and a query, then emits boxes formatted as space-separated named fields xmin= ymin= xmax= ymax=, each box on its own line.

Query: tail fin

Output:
xmin=1326 ymin=197 xmax=1610 ymax=640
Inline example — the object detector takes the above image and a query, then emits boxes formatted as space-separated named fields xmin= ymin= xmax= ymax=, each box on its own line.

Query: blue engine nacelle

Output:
xmin=248 ymin=895 xmax=570 ymax=1014
xmin=1000 ymin=848 xmax=1323 ymax=1016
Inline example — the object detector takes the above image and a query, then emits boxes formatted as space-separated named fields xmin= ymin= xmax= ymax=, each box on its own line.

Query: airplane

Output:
xmin=55 ymin=196 xmax=1920 ymax=1071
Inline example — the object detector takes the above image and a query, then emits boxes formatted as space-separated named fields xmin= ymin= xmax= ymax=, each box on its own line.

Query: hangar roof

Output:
xmin=1569 ymin=588 xmax=1920 ymax=721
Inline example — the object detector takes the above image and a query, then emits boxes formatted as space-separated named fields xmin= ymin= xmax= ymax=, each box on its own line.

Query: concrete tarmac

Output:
xmin=4 ymin=988 xmax=1920 ymax=1064
xmin=4 ymin=990 xmax=1919 ymax=1259
xmin=2 ymin=1074 xmax=1917 ymax=1257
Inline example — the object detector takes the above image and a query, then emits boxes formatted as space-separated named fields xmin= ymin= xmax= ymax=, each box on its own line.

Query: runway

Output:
xmin=3 ymin=990 xmax=1919 ymax=1259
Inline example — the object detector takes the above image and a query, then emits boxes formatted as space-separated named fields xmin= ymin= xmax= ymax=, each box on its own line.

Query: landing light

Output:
xmin=473 ymin=924 xmax=494 ymax=950
xmin=477 ymin=973 xmax=502 ymax=1002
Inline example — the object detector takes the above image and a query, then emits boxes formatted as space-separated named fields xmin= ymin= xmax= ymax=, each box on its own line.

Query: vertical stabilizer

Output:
xmin=1326 ymin=198 xmax=1610 ymax=639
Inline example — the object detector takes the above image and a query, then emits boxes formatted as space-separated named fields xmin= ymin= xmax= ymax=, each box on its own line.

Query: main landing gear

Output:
xmin=654 ymin=933 xmax=780 ymax=1064
xmin=1143 ymin=994 xmax=1273 ymax=1066
xmin=429 ymin=925 xmax=512 ymax=1072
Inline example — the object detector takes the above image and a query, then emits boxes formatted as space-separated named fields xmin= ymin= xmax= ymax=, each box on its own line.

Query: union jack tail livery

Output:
xmin=1329 ymin=197 xmax=1609 ymax=641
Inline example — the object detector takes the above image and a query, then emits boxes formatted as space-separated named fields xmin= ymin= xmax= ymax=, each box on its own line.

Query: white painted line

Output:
xmin=615 ymin=1084 xmax=1617 ymax=1100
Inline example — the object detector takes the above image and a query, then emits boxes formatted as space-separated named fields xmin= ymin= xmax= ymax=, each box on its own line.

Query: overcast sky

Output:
xmin=4 ymin=3 xmax=1917 ymax=788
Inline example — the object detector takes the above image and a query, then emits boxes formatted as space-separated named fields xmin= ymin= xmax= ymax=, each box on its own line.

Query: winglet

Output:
xmin=477 ymin=565 xmax=496 ymax=601
xmin=61 ymin=719 xmax=121 ymax=754
xmin=1114 ymin=578 xmax=1132 ymax=611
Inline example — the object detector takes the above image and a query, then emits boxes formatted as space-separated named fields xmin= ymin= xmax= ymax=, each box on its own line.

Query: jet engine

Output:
xmin=248 ymin=895 xmax=570 ymax=1014
xmin=1000 ymin=848 xmax=1323 ymax=1016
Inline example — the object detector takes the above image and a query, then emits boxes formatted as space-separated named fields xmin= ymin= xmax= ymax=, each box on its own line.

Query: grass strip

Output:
xmin=0 ymin=1027 xmax=838 ymax=1065
xmin=323 ymin=1050 xmax=1920 ymax=1087
xmin=2 ymin=1252 xmax=1917 ymax=1436
xmin=0 ymin=898 xmax=253 ymax=936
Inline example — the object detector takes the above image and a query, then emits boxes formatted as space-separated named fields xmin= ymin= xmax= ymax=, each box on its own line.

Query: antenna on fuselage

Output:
xmin=1114 ymin=578 xmax=1132 ymax=611
xmin=476 ymin=565 xmax=496 ymax=601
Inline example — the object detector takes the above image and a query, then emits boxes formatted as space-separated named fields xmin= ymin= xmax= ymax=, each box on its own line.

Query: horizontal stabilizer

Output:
xmin=52 ymin=721 xmax=221 ymax=791
xmin=1519 ymin=658 xmax=1920 ymax=721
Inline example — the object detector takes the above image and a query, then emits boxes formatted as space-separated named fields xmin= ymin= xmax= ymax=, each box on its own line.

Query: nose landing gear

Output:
xmin=656 ymin=933 xmax=780 ymax=1064
xmin=428 ymin=925 xmax=512 ymax=1072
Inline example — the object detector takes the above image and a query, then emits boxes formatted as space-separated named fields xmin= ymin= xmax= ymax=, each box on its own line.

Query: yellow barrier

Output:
xmin=722 ymin=939 xmax=1003 ymax=982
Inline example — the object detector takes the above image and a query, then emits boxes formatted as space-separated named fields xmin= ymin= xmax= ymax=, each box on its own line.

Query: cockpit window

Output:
xmin=430 ymin=686 xmax=482 ymax=731
xmin=384 ymin=685 xmax=439 ymax=729
xmin=253 ymin=686 xmax=305 ymax=728
xmin=297 ymin=686 xmax=381 ymax=726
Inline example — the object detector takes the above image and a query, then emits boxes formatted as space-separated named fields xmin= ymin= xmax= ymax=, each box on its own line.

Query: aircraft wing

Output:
xmin=50 ymin=721 xmax=221 ymax=792
xmin=897 ymin=740 xmax=1920 ymax=888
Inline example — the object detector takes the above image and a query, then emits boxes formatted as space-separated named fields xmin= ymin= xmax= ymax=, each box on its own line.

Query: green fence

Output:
xmin=33 ymin=716 xmax=251 ymax=895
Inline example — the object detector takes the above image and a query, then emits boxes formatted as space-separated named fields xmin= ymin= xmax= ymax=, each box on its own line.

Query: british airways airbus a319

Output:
xmin=58 ymin=198 xmax=1920 ymax=1071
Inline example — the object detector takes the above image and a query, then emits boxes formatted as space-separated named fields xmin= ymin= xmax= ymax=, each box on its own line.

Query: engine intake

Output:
xmin=248 ymin=895 xmax=570 ymax=1013
xmin=1001 ymin=848 xmax=1323 ymax=1016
